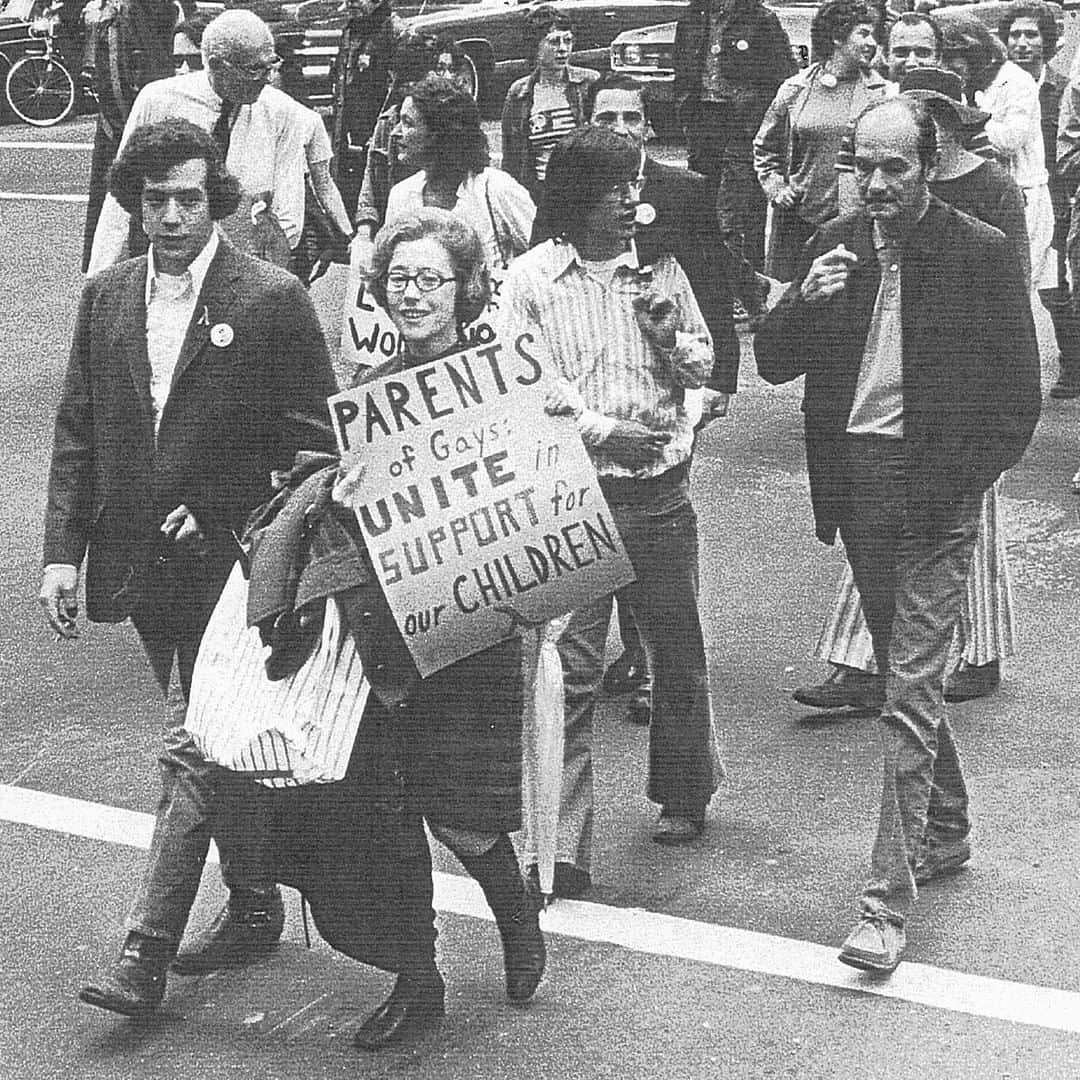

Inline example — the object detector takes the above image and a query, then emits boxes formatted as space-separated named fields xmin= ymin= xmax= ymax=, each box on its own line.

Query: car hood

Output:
xmin=612 ymin=20 xmax=676 ymax=46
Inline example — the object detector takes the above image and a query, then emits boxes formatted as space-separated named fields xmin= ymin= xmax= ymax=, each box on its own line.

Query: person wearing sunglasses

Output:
xmin=87 ymin=9 xmax=319 ymax=276
xmin=172 ymin=12 xmax=208 ymax=74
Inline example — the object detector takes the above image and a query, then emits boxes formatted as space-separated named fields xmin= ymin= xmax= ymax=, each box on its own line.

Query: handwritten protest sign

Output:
xmin=329 ymin=340 xmax=636 ymax=677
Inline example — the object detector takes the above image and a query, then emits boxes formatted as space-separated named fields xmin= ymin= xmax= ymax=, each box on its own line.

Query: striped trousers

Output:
xmin=813 ymin=481 xmax=1015 ymax=673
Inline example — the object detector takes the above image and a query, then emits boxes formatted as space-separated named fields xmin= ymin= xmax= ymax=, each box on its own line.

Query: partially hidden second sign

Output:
xmin=329 ymin=338 xmax=636 ymax=677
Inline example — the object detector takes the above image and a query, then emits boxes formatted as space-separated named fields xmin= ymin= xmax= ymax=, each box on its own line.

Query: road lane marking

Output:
xmin=0 ymin=140 xmax=94 ymax=150
xmin=4 ymin=782 xmax=1080 ymax=1036
xmin=0 ymin=192 xmax=88 ymax=202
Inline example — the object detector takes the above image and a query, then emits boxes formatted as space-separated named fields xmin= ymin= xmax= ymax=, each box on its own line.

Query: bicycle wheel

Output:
xmin=5 ymin=54 xmax=75 ymax=127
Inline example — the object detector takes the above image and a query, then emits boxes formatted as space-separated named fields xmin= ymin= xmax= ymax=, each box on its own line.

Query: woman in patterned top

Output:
xmin=500 ymin=4 xmax=598 ymax=204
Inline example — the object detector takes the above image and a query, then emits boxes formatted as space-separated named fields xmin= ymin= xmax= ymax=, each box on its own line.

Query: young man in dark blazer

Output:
xmin=41 ymin=118 xmax=338 ymax=1014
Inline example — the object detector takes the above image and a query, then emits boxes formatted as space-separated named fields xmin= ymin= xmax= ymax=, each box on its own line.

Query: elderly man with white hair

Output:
xmin=88 ymin=9 xmax=317 ymax=273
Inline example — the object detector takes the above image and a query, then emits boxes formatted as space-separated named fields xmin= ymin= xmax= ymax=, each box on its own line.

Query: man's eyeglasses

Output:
xmin=384 ymin=268 xmax=456 ymax=293
xmin=221 ymin=54 xmax=283 ymax=79
xmin=607 ymin=176 xmax=646 ymax=199
xmin=173 ymin=53 xmax=204 ymax=70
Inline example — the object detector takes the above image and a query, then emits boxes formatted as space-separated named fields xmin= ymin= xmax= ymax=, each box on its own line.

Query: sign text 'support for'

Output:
xmin=329 ymin=340 xmax=635 ymax=676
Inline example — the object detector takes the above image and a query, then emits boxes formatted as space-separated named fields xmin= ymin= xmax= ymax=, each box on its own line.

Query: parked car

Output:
xmin=275 ymin=0 xmax=698 ymax=112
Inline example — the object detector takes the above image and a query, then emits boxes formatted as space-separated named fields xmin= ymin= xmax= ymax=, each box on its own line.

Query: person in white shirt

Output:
xmin=940 ymin=11 xmax=1054 ymax=289
xmin=385 ymin=73 xmax=535 ymax=275
xmin=87 ymin=9 xmax=314 ymax=274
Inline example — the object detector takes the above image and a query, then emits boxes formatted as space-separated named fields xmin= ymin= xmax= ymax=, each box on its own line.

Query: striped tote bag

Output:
xmin=186 ymin=562 xmax=369 ymax=789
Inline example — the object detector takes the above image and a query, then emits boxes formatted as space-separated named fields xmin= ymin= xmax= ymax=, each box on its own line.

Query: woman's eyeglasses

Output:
xmin=384 ymin=269 xmax=456 ymax=293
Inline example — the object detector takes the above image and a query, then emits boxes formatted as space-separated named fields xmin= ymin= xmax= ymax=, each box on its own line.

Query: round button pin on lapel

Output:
xmin=635 ymin=203 xmax=657 ymax=226
xmin=736 ymin=39 xmax=749 ymax=50
xmin=821 ymin=72 xmax=838 ymax=88
xmin=210 ymin=323 xmax=234 ymax=348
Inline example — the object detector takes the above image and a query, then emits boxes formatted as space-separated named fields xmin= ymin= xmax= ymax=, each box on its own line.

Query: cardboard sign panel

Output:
xmin=329 ymin=339 xmax=636 ymax=677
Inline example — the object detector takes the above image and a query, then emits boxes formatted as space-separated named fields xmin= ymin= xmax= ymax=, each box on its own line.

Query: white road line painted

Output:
xmin=4 ymin=783 xmax=1080 ymax=1036
xmin=265 ymin=991 xmax=331 ymax=1035
xmin=0 ymin=140 xmax=94 ymax=150
xmin=0 ymin=191 xmax=88 ymax=202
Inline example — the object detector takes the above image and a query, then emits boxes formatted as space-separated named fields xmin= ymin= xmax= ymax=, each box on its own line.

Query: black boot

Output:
xmin=79 ymin=932 xmax=176 ymax=1016
xmin=352 ymin=969 xmax=445 ymax=1050
xmin=171 ymin=886 xmax=284 ymax=975
xmin=459 ymin=834 xmax=546 ymax=1003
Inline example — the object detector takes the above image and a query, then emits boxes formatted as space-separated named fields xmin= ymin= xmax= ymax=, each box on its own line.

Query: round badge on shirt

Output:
xmin=210 ymin=323 xmax=234 ymax=348
xmin=635 ymin=203 xmax=657 ymax=226
xmin=820 ymin=72 xmax=838 ymax=88
xmin=735 ymin=39 xmax=749 ymax=51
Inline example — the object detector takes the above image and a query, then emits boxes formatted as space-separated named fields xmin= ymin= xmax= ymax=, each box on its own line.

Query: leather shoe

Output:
xmin=500 ymin=874 xmax=546 ymax=1003
xmin=602 ymin=648 xmax=648 ymax=696
xmin=172 ymin=886 xmax=284 ymax=975
xmin=652 ymin=812 xmax=704 ymax=846
xmin=793 ymin=665 xmax=885 ymax=712
xmin=838 ymin=911 xmax=905 ymax=974
xmin=527 ymin=861 xmax=592 ymax=900
xmin=915 ymin=839 xmax=971 ymax=885
xmin=79 ymin=933 xmax=174 ymax=1017
xmin=352 ymin=971 xmax=445 ymax=1050
xmin=944 ymin=660 xmax=999 ymax=703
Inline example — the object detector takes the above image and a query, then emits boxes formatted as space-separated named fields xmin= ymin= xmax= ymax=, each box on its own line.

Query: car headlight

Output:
xmin=621 ymin=44 xmax=643 ymax=66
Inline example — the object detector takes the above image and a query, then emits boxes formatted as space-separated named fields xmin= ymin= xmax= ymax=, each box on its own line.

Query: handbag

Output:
xmin=186 ymin=562 xmax=370 ymax=788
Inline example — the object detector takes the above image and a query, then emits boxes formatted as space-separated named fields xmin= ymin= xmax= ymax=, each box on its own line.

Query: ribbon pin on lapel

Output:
xmin=197 ymin=306 xmax=210 ymax=326
xmin=210 ymin=322 xmax=234 ymax=348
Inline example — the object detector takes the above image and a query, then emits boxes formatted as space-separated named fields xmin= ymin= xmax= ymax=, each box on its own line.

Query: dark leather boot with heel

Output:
xmin=353 ymin=969 xmax=446 ymax=1050
xmin=459 ymin=833 xmax=546 ymax=1003
xmin=171 ymin=885 xmax=284 ymax=975
xmin=79 ymin=932 xmax=176 ymax=1016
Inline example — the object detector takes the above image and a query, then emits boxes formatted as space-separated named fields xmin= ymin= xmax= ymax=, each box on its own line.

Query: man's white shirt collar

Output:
xmin=145 ymin=228 xmax=220 ymax=306
xmin=549 ymin=238 xmax=639 ymax=281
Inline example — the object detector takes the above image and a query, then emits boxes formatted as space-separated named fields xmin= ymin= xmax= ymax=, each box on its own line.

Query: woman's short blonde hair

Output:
xmin=368 ymin=208 xmax=491 ymax=328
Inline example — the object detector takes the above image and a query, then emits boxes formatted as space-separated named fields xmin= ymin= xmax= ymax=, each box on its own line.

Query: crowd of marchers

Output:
xmin=34 ymin=0 xmax=1075 ymax=1053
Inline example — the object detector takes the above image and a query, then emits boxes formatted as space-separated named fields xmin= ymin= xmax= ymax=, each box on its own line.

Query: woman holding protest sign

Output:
xmin=333 ymin=207 xmax=545 ymax=1049
xmin=384 ymin=73 xmax=536 ymax=276
xmin=180 ymin=208 xmax=546 ymax=1052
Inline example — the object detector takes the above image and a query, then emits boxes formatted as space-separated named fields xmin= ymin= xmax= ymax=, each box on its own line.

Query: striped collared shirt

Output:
xmin=499 ymin=239 xmax=712 ymax=479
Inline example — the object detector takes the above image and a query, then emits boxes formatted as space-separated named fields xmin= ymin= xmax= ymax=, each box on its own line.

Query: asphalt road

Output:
xmin=1 ymin=115 xmax=1080 ymax=1080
